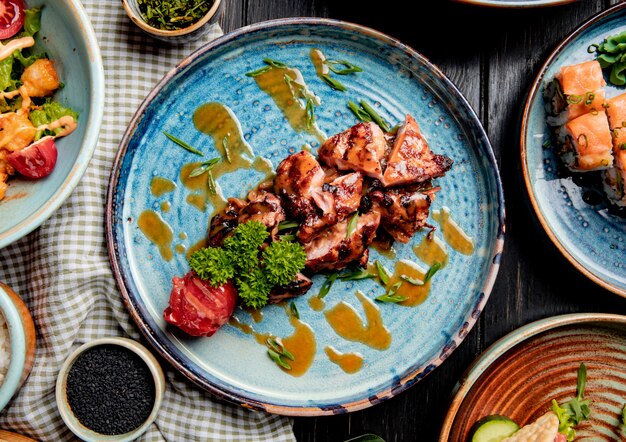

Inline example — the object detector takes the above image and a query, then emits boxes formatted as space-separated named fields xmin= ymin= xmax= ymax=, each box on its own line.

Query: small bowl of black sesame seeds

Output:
xmin=56 ymin=337 xmax=165 ymax=442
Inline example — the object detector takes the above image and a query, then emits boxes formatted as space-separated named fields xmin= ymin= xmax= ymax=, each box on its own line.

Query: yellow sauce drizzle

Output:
xmin=371 ymin=239 xmax=397 ymax=260
xmin=244 ymin=307 xmax=264 ymax=323
xmin=186 ymin=238 xmax=207 ymax=261
xmin=309 ymin=48 xmax=329 ymax=77
xmin=413 ymin=235 xmax=448 ymax=267
xmin=308 ymin=295 xmax=325 ymax=312
xmin=388 ymin=260 xmax=431 ymax=307
xmin=324 ymin=346 xmax=363 ymax=374
xmin=137 ymin=210 xmax=173 ymax=261
xmin=228 ymin=316 xmax=270 ymax=345
xmin=280 ymin=317 xmax=316 ymax=377
xmin=180 ymin=162 xmax=226 ymax=215
xmin=252 ymin=66 xmax=326 ymax=142
xmin=432 ymin=207 xmax=475 ymax=255
xmin=160 ymin=201 xmax=171 ymax=213
xmin=150 ymin=177 xmax=177 ymax=197
xmin=324 ymin=291 xmax=391 ymax=350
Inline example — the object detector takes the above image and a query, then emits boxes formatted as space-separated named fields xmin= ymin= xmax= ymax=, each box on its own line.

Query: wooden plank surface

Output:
xmin=217 ymin=1 xmax=626 ymax=440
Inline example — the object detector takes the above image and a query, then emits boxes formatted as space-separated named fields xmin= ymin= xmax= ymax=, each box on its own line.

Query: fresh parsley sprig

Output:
xmin=552 ymin=363 xmax=591 ymax=441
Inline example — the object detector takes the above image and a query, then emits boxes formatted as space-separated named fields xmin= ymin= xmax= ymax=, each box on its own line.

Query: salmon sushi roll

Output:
xmin=562 ymin=110 xmax=614 ymax=171
xmin=603 ymin=92 xmax=626 ymax=205
xmin=546 ymin=60 xmax=606 ymax=126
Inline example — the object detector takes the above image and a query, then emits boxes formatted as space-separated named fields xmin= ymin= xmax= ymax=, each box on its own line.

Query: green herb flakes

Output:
xmin=137 ymin=0 xmax=212 ymax=31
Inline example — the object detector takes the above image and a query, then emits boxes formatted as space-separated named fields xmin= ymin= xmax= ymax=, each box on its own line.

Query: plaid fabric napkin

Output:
xmin=0 ymin=2 xmax=295 ymax=441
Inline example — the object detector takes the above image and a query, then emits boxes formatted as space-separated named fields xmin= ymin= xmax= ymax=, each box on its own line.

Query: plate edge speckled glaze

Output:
xmin=438 ymin=312 xmax=626 ymax=441
xmin=0 ymin=0 xmax=105 ymax=249
xmin=105 ymin=17 xmax=506 ymax=416
xmin=452 ymin=0 xmax=579 ymax=8
xmin=520 ymin=2 xmax=626 ymax=299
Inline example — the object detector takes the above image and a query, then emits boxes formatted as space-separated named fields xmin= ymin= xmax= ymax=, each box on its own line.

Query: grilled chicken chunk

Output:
xmin=238 ymin=191 xmax=286 ymax=238
xmin=299 ymin=172 xmax=363 ymax=242
xmin=207 ymin=198 xmax=246 ymax=247
xmin=268 ymin=273 xmax=313 ymax=303
xmin=371 ymin=187 xmax=433 ymax=243
xmin=318 ymin=122 xmax=386 ymax=180
xmin=382 ymin=115 xmax=452 ymax=187
xmin=304 ymin=210 xmax=380 ymax=272
xmin=274 ymin=150 xmax=325 ymax=219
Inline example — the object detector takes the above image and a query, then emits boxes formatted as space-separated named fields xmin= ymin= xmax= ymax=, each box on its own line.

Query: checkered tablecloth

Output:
xmin=0 ymin=2 xmax=295 ymax=440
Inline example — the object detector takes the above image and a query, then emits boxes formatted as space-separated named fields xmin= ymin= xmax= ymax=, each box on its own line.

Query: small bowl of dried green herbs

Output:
xmin=122 ymin=0 xmax=222 ymax=43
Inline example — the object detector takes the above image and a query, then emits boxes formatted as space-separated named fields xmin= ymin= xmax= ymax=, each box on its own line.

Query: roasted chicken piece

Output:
xmin=382 ymin=115 xmax=452 ymax=187
xmin=0 ymin=112 xmax=36 ymax=152
xmin=268 ymin=273 xmax=313 ymax=303
xmin=304 ymin=210 xmax=380 ymax=272
xmin=207 ymin=198 xmax=246 ymax=247
xmin=318 ymin=122 xmax=386 ymax=181
xmin=274 ymin=150 xmax=325 ymax=219
xmin=21 ymin=59 xmax=60 ymax=98
xmin=371 ymin=187 xmax=433 ymax=243
xmin=298 ymin=172 xmax=363 ymax=242
xmin=238 ymin=191 xmax=286 ymax=238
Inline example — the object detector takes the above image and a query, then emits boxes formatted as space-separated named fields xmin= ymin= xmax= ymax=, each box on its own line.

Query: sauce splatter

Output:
xmin=280 ymin=316 xmax=316 ymax=377
xmin=228 ymin=316 xmax=270 ymax=345
xmin=160 ymin=201 xmax=171 ymax=213
xmin=325 ymin=346 xmax=363 ymax=374
xmin=137 ymin=210 xmax=173 ymax=261
xmin=388 ymin=260 xmax=431 ymax=307
xmin=185 ymin=238 xmax=207 ymax=261
xmin=175 ymin=244 xmax=186 ymax=254
xmin=324 ymin=291 xmax=391 ymax=350
xmin=309 ymin=48 xmax=329 ymax=78
xmin=244 ymin=307 xmax=264 ymax=323
xmin=432 ymin=207 xmax=475 ymax=255
xmin=371 ymin=238 xmax=397 ymax=260
xmin=413 ymin=235 xmax=448 ymax=267
xmin=308 ymin=295 xmax=325 ymax=312
xmin=251 ymin=66 xmax=326 ymax=142
xmin=180 ymin=162 xmax=226 ymax=215
xmin=150 ymin=177 xmax=176 ymax=197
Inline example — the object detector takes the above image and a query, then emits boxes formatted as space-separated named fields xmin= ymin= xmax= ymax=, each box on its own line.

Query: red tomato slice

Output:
xmin=0 ymin=0 xmax=24 ymax=40
xmin=7 ymin=136 xmax=58 ymax=179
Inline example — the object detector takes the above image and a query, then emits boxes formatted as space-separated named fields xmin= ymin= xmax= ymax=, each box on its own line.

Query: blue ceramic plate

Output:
xmin=0 ymin=0 xmax=104 ymax=248
xmin=107 ymin=18 xmax=504 ymax=415
xmin=522 ymin=3 xmax=626 ymax=298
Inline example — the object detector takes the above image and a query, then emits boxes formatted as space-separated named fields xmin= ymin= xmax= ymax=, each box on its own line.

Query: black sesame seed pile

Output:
xmin=66 ymin=345 xmax=155 ymax=435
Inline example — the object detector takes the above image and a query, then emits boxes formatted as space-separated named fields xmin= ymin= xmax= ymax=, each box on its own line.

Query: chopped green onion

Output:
xmin=326 ymin=59 xmax=363 ymax=75
xmin=566 ymin=94 xmax=583 ymax=105
xmin=267 ymin=338 xmax=295 ymax=361
xmin=189 ymin=158 xmax=219 ymax=177
xmin=375 ymin=282 xmax=406 ymax=303
xmin=290 ymin=301 xmax=300 ymax=320
xmin=375 ymin=260 xmax=390 ymax=286
xmin=359 ymin=100 xmax=391 ymax=132
xmin=279 ymin=233 xmax=296 ymax=241
xmin=278 ymin=220 xmax=299 ymax=231
xmin=346 ymin=212 xmax=359 ymax=239
xmin=245 ymin=65 xmax=272 ymax=77
xmin=222 ymin=135 xmax=232 ymax=163
xmin=207 ymin=171 xmax=217 ymax=195
xmin=424 ymin=262 xmax=442 ymax=283
xmin=305 ymin=97 xmax=315 ymax=129
xmin=542 ymin=139 xmax=551 ymax=149
xmin=164 ymin=131 xmax=203 ymax=156
xmin=339 ymin=268 xmax=374 ymax=281
xmin=268 ymin=348 xmax=292 ymax=370
xmin=577 ymin=134 xmax=589 ymax=148
xmin=621 ymin=143 xmax=626 ymax=150
xmin=263 ymin=58 xmax=288 ymax=68
xmin=585 ymin=92 xmax=595 ymax=105
xmin=348 ymin=100 xmax=373 ymax=122
xmin=321 ymin=73 xmax=347 ymax=91
xmin=400 ymin=274 xmax=424 ymax=286
xmin=319 ymin=272 xmax=338 ymax=299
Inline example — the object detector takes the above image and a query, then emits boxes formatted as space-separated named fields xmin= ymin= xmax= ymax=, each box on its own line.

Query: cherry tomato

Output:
xmin=0 ymin=0 xmax=24 ymax=40
xmin=164 ymin=271 xmax=237 ymax=337
xmin=7 ymin=136 xmax=58 ymax=179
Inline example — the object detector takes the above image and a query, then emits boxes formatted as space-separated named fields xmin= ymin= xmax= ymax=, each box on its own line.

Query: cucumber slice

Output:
xmin=469 ymin=415 xmax=520 ymax=442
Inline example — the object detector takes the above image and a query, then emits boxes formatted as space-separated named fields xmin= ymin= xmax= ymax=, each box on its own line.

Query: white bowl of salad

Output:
xmin=0 ymin=0 xmax=104 ymax=247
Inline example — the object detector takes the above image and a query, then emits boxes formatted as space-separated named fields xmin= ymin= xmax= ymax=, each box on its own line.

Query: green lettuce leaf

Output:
xmin=23 ymin=7 xmax=42 ymax=37
xmin=0 ymin=56 xmax=15 ymax=91
xmin=29 ymin=100 xmax=78 ymax=140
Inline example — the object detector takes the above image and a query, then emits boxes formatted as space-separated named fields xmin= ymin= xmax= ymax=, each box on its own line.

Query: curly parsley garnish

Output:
xmin=189 ymin=220 xmax=307 ymax=309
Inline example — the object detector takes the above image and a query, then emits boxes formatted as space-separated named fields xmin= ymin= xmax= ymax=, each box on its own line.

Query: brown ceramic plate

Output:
xmin=440 ymin=314 xmax=626 ymax=441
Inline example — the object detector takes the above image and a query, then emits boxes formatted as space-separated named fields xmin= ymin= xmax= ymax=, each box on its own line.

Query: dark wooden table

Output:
xmin=219 ymin=1 xmax=626 ymax=440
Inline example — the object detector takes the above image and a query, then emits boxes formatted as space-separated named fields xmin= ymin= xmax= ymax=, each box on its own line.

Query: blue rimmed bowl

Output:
xmin=521 ymin=3 xmax=626 ymax=298
xmin=0 ymin=0 xmax=104 ymax=248
xmin=0 ymin=283 xmax=36 ymax=412
xmin=106 ymin=18 xmax=505 ymax=415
